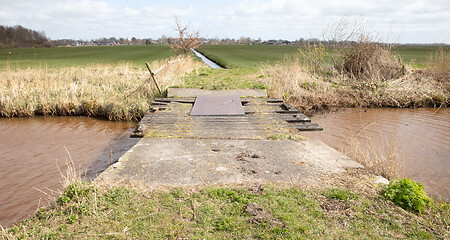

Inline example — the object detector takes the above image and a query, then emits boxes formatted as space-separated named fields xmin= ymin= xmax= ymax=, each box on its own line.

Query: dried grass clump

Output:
xmin=324 ymin=16 xmax=405 ymax=81
xmin=337 ymin=39 xmax=405 ymax=81
xmin=0 ymin=55 xmax=203 ymax=120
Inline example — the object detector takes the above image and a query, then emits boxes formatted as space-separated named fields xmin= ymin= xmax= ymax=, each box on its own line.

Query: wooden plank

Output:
xmin=296 ymin=123 xmax=323 ymax=131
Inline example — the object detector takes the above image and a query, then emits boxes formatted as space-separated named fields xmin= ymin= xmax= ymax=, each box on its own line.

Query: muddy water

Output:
xmin=302 ymin=108 xmax=449 ymax=199
xmin=0 ymin=117 xmax=139 ymax=227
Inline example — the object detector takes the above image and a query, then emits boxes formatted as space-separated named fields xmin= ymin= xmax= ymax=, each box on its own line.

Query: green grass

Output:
xmin=0 ymin=44 xmax=436 ymax=70
xmin=179 ymin=67 xmax=266 ymax=90
xmin=0 ymin=45 xmax=174 ymax=69
xmin=3 ymin=183 xmax=448 ymax=239
xmin=390 ymin=46 xmax=440 ymax=69
xmin=197 ymin=44 xmax=437 ymax=69
xmin=197 ymin=45 xmax=301 ymax=68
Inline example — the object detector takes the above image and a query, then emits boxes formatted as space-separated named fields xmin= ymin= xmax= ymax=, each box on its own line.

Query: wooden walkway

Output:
xmin=132 ymin=97 xmax=322 ymax=139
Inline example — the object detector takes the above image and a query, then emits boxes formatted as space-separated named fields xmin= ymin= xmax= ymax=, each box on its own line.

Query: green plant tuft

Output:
xmin=208 ymin=188 xmax=250 ymax=204
xmin=66 ymin=215 xmax=78 ymax=224
xmin=57 ymin=182 xmax=95 ymax=205
xmin=324 ymin=188 xmax=358 ymax=201
xmin=382 ymin=178 xmax=431 ymax=213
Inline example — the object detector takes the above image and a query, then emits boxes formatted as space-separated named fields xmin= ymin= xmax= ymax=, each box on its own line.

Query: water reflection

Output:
xmin=302 ymin=108 xmax=449 ymax=200
xmin=0 ymin=116 xmax=138 ymax=227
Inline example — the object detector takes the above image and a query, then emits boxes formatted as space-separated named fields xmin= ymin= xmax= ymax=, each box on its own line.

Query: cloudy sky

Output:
xmin=1 ymin=0 xmax=449 ymax=43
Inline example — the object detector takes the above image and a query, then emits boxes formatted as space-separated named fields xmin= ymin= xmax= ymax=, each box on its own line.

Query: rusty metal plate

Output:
xmin=190 ymin=95 xmax=245 ymax=116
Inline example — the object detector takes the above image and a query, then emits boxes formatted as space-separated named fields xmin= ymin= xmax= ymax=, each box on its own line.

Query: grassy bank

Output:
xmin=0 ymin=45 xmax=174 ymax=69
xmin=0 ymin=55 xmax=204 ymax=120
xmin=2 ymin=170 xmax=448 ymax=239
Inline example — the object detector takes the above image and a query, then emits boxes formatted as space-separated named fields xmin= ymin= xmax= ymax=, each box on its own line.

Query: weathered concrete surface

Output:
xmin=167 ymin=88 xmax=267 ymax=98
xmin=96 ymin=138 xmax=363 ymax=188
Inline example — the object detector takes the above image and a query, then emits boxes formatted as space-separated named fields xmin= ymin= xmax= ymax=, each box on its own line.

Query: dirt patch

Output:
xmin=248 ymin=184 xmax=264 ymax=195
xmin=245 ymin=202 xmax=284 ymax=227
xmin=320 ymin=199 xmax=351 ymax=212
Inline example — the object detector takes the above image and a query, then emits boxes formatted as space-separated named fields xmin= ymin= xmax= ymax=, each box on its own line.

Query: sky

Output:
xmin=1 ymin=0 xmax=449 ymax=44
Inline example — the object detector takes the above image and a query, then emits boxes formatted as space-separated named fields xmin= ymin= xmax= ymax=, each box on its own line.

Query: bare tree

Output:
xmin=170 ymin=17 xmax=201 ymax=55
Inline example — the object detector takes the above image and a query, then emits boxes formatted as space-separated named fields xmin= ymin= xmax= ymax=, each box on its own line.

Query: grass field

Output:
xmin=197 ymin=45 xmax=301 ymax=68
xmin=0 ymin=44 xmax=439 ymax=70
xmin=197 ymin=44 xmax=439 ymax=69
xmin=0 ymin=45 xmax=174 ymax=69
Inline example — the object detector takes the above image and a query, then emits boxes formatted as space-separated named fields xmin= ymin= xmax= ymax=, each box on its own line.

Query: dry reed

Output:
xmin=0 ymin=55 xmax=204 ymax=121
xmin=347 ymin=135 xmax=404 ymax=180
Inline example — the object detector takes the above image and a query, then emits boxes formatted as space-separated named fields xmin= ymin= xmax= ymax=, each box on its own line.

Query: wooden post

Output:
xmin=145 ymin=62 xmax=162 ymax=95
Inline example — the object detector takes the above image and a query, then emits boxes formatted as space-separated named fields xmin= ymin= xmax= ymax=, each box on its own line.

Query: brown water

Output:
xmin=302 ymin=108 xmax=449 ymax=199
xmin=0 ymin=117 xmax=138 ymax=227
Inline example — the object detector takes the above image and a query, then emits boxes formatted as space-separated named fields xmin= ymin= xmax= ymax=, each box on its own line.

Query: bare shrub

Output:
xmin=324 ymin=16 xmax=406 ymax=81
xmin=337 ymin=38 xmax=406 ymax=81
xmin=170 ymin=18 xmax=201 ymax=55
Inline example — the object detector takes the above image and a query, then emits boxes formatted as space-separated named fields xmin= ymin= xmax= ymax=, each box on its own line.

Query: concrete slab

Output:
xmin=167 ymin=88 xmax=267 ymax=98
xmin=96 ymin=138 xmax=363 ymax=188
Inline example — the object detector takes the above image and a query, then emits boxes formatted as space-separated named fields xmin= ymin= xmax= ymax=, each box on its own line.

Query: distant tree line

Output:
xmin=0 ymin=25 xmax=49 ymax=48
xmin=2 ymin=24 xmax=445 ymax=49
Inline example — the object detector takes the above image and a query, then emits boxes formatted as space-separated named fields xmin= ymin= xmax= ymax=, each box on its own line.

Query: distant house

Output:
xmin=262 ymin=39 xmax=290 ymax=45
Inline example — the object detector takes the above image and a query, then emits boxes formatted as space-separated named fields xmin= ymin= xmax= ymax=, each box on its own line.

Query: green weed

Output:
xmin=383 ymin=178 xmax=432 ymax=213
xmin=324 ymin=188 xmax=359 ymax=201
xmin=267 ymin=134 xmax=307 ymax=141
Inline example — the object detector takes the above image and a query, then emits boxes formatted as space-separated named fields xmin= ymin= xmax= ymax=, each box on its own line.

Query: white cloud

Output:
xmin=0 ymin=0 xmax=448 ymax=43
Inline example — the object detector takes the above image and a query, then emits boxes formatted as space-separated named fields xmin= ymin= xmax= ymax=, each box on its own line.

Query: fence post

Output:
xmin=145 ymin=62 xmax=162 ymax=95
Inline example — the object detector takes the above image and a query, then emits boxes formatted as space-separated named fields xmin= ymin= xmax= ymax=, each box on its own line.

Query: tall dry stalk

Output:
xmin=58 ymin=147 xmax=81 ymax=189
xmin=298 ymin=40 xmax=327 ymax=73
xmin=347 ymin=135 xmax=404 ymax=180
xmin=426 ymin=47 xmax=450 ymax=91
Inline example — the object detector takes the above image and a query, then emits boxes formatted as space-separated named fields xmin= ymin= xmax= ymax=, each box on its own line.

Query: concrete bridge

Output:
xmin=96 ymin=88 xmax=363 ymax=188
